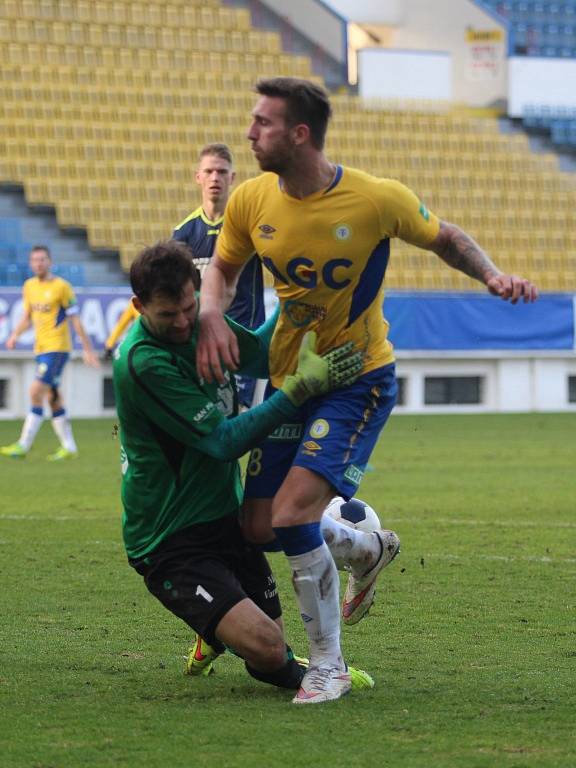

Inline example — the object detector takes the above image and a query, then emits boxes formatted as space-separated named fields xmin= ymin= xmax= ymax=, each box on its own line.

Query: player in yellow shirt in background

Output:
xmin=103 ymin=300 xmax=140 ymax=360
xmin=1 ymin=245 xmax=99 ymax=460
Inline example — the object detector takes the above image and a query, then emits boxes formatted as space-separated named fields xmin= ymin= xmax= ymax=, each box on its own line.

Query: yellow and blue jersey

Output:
xmin=105 ymin=300 xmax=140 ymax=349
xmin=217 ymin=166 xmax=440 ymax=387
xmin=173 ymin=206 xmax=264 ymax=330
xmin=23 ymin=276 xmax=78 ymax=354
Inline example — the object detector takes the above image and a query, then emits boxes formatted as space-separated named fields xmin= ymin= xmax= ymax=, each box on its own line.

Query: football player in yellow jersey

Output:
xmin=1 ymin=245 xmax=99 ymax=461
xmin=103 ymin=300 xmax=140 ymax=360
xmin=197 ymin=78 xmax=539 ymax=704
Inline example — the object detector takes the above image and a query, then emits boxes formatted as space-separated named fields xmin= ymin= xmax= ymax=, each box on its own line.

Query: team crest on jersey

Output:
xmin=333 ymin=224 xmax=352 ymax=241
xmin=419 ymin=202 xmax=430 ymax=222
xmin=284 ymin=300 xmax=327 ymax=328
xmin=309 ymin=419 xmax=330 ymax=439
xmin=258 ymin=224 xmax=276 ymax=240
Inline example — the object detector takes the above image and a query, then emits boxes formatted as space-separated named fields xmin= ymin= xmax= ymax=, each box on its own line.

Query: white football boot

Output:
xmin=341 ymin=529 xmax=401 ymax=625
xmin=292 ymin=665 xmax=352 ymax=704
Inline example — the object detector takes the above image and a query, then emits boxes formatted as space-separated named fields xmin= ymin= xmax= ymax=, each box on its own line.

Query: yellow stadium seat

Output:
xmin=2 ymin=0 xmax=575 ymax=281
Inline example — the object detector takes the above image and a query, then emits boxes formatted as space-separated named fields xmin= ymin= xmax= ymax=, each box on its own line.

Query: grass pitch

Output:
xmin=0 ymin=414 xmax=575 ymax=768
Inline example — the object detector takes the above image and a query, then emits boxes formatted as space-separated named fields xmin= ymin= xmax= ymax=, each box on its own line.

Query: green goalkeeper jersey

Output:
xmin=113 ymin=313 xmax=270 ymax=559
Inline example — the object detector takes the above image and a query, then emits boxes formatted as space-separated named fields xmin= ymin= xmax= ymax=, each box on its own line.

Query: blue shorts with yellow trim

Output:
xmin=34 ymin=352 xmax=69 ymax=387
xmin=244 ymin=363 xmax=397 ymax=501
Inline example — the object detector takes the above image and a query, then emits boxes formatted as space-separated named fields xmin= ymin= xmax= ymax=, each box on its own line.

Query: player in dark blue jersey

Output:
xmin=172 ymin=143 xmax=264 ymax=409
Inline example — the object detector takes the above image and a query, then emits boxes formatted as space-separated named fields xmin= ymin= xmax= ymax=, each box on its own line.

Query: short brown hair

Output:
xmin=30 ymin=244 xmax=51 ymax=259
xmin=198 ymin=143 xmax=233 ymax=165
xmin=255 ymin=77 xmax=332 ymax=150
xmin=130 ymin=240 xmax=200 ymax=304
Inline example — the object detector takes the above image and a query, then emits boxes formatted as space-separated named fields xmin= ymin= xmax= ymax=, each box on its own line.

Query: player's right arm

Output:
xmin=105 ymin=301 xmax=139 ymax=352
xmin=197 ymin=253 xmax=243 ymax=384
xmin=197 ymin=183 xmax=256 ymax=384
xmin=6 ymin=308 xmax=32 ymax=349
xmin=425 ymin=221 xmax=538 ymax=303
xmin=125 ymin=339 xmax=295 ymax=461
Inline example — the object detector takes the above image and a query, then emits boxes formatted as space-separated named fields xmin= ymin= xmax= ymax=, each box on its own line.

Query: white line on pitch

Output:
xmin=384 ymin=517 xmax=576 ymax=529
xmin=422 ymin=552 xmax=576 ymax=564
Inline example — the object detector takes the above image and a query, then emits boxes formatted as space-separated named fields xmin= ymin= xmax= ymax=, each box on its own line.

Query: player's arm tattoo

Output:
xmin=428 ymin=221 xmax=502 ymax=284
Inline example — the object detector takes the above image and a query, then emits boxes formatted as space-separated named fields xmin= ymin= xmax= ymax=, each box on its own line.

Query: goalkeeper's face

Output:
xmin=137 ymin=280 xmax=198 ymax=345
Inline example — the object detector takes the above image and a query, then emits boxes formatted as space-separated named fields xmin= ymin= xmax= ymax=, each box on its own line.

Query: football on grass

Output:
xmin=324 ymin=496 xmax=380 ymax=534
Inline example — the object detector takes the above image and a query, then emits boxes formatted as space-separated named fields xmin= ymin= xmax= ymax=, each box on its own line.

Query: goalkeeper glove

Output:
xmin=281 ymin=331 xmax=364 ymax=406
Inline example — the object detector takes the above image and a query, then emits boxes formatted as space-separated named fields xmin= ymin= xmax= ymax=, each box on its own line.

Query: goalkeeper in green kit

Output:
xmin=113 ymin=240 xmax=368 ymax=695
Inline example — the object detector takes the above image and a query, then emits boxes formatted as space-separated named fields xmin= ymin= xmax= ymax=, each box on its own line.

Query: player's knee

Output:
xmin=271 ymin=496 xmax=320 ymax=527
xmin=29 ymin=381 xmax=45 ymax=405
xmin=244 ymin=624 xmax=286 ymax=671
xmin=271 ymin=474 xmax=330 ymax=527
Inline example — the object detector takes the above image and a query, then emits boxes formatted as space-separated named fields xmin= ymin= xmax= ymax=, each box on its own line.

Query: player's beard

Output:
xmin=142 ymin=318 xmax=192 ymax=345
xmin=253 ymin=137 xmax=295 ymax=175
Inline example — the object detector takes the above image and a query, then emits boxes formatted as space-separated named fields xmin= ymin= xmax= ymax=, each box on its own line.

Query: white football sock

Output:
xmin=321 ymin=513 xmax=381 ymax=575
xmin=287 ymin=543 xmax=344 ymax=670
xmin=19 ymin=410 xmax=44 ymax=451
xmin=51 ymin=412 xmax=78 ymax=452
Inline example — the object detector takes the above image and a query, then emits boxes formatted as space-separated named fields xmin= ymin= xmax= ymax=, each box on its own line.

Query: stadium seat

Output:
xmin=0 ymin=218 xmax=23 ymax=243
xmin=1 ymin=0 xmax=575 ymax=289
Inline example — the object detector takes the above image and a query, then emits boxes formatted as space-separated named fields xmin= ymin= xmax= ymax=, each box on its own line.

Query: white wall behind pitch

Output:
xmin=508 ymin=57 xmax=576 ymax=117
xmin=358 ymin=49 xmax=451 ymax=100
xmin=496 ymin=359 xmax=533 ymax=411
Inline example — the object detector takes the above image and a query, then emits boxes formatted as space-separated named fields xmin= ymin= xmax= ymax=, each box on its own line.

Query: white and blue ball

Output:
xmin=324 ymin=496 xmax=380 ymax=534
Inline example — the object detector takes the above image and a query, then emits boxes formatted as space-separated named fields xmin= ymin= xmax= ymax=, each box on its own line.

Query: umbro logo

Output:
xmin=258 ymin=224 xmax=276 ymax=240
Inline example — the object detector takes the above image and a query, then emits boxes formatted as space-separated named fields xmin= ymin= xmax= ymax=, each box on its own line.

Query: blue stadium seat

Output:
xmin=0 ymin=243 xmax=16 ymax=261
xmin=65 ymin=263 xmax=85 ymax=286
xmin=52 ymin=263 xmax=85 ymax=285
xmin=0 ymin=218 xmax=23 ymax=244
xmin=5 ymin=263 xmax=24 ymax=286
xmin=487 ymin=0 xmax=576 ymax=54
xmin=495 ymin=1 xmax=513 ymax=16
xmin=14 ymin=243 xmax=32 ymax=263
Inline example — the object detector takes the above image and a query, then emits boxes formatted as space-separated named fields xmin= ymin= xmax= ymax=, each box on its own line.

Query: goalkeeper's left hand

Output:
xmin=280 ymin=332 xmax=364 ymax=406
